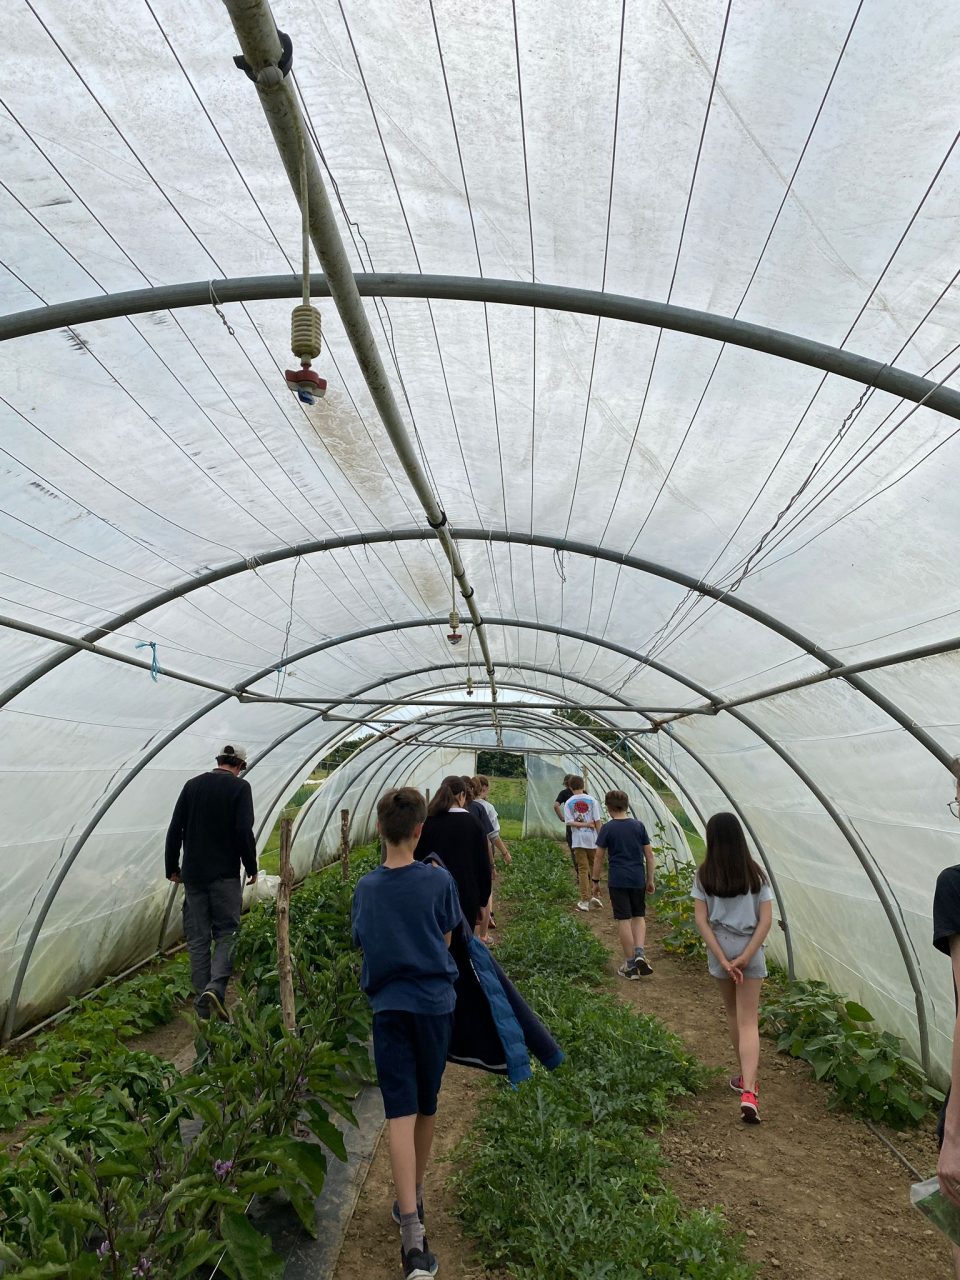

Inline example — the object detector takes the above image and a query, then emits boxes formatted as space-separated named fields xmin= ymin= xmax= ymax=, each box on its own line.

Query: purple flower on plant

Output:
xmin=213 ymin=1158 xmax=234 ymax=1181
xmin=97 ymin=1240 xmax=112 ymax=1259
xmin=132 ymin=1259 xmax=152 ymax=1277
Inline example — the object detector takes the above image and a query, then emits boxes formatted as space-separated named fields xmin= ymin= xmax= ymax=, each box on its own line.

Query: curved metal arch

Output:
xmin=5 ymin=273 xmax=960 ymax=422
xmin=2 ymin=616 xmax=925 ymax=1063
xmin=246 ymin=660 xmax=683 ymax=841
xmin=279 ymin=685 xmax=793 ymax=956
xmin=249 ymin=672 xmax=794 ymax=980
xmin=5 ymin=611 xmax=711 ymax=1041
xmin=300 ymin=708 xmax=667 ymax=860
xmin=1 ymin=529 xmax=951 ymax=776
xmin=244 ymin=660 xmax=714 ymax=887
xmin=251 ymin=658 xmax=928 ymax=1064
xmin=297 ymin=709 xmax=665 ymax=871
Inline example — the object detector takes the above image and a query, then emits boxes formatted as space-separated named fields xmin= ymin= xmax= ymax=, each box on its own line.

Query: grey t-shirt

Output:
xmin=691 ymin=873 xmax=774 ymax=936
xmin=477 ymin=798 xmax=500 ymax=837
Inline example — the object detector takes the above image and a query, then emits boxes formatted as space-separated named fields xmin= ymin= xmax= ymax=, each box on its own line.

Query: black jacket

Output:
xmin=164 ymin=768 xmax=257 ymax=886
xmin=414 ymin=810 xmax=492 ymax=925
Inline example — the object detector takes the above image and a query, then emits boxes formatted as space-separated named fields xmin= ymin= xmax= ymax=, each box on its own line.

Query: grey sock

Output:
xmin=634 ymin=945 xmax=645 ymax=956
xmin=415 ymin=1182 xmax=424 ymax=1210
xmin=400 ymin=1210 xmax=424 ymax=1255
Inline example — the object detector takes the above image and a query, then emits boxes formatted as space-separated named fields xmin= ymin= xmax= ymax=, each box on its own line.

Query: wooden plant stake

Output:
xmin=340 ymin=808 xmax=351 ymax=881
xmin=277 ymin=816 xmax=296 ymax=1033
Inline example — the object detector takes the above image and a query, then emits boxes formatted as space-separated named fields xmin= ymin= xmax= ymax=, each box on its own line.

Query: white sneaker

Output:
xmin=576 ymin=900 xmax=591 ymax=912
xmin=589 ymin=896 xmax=602 ymax=908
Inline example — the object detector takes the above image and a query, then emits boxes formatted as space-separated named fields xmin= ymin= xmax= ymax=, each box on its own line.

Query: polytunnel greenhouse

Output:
xmin=2 ymin=0 xmax=960 ymax=1276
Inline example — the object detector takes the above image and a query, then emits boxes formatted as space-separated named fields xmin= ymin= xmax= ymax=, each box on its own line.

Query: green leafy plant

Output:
xmin=0 ymin=956 xmax=194 ymax=1131
xmin=760 ymin=979 xmax=942 ymax=1127
xmin=453 ymin=837 xmax=753 ymax=1280
xmin=0 ymin=846 xmax=381 ymax=1274
xmin=651 ymin=861 xmax=705 ymax=960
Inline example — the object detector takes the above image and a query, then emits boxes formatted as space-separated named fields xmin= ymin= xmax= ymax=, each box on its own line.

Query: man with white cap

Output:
xmin=165 ymin=744 xmax=258 ymax=1019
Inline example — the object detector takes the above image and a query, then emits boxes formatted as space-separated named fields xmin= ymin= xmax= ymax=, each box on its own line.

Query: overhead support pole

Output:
xmin=655 ymin=632 xmax=960 ymax=728
xmin=221 ymin=0 xmax=499 ymax=725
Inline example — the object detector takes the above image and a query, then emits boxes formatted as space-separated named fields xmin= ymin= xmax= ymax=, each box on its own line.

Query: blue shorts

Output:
xmin=372 ymin=1010 xmax=454 ymax=1119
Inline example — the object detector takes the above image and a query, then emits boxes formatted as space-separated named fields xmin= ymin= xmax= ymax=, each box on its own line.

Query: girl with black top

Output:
xmin=414 ymin=775 xmax=492 ymax=930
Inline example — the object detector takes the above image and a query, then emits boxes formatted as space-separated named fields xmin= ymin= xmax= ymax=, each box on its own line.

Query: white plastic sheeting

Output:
xmin=1 ymin=0 xmax=959 ymax=1075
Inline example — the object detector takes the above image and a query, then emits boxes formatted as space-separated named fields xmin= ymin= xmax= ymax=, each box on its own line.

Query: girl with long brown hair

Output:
xmin=691 ymin=812 xmax=773 ymax=1124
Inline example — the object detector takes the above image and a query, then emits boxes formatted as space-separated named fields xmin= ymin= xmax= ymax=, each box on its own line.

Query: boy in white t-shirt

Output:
xmin=562 ymin=776 xmax=603 ymax=912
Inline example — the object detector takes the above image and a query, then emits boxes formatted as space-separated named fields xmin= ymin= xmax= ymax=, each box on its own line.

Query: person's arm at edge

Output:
xmin=693 ymin=899 xmax=743 ymax=983
xmin=237 ymin=781 xmax=258 ymax=883
xmin=939 ymin=933 xmax=960 ymax=1205
xmin=477 ymin=827 xmax=493 ymax=903
xmin=644 ymin=842 xmax=656 ymax=894
xmin=164 ymin=787 xmax=187 ymax=882
xmin=493 ymin=833 xmax=512 ymax=864
xmin=441 ymin=875 xmax=460 ymax=950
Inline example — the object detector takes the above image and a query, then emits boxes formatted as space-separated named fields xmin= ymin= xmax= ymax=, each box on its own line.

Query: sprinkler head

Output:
xmin=285 ymin=366 xmax=327 ymax=404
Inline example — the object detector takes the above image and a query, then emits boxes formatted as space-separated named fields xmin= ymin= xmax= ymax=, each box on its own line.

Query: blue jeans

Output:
xmin=182 ymin=877 xmax=242 ymax=1014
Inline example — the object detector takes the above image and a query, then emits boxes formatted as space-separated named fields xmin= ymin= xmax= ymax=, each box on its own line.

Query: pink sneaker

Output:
xmin=740 ymin=1089 xmax=760 ymax=1124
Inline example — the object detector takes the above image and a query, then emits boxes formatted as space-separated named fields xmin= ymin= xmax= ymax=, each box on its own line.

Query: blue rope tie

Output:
xmin=135 ymin=641 xmax=160 ymax=682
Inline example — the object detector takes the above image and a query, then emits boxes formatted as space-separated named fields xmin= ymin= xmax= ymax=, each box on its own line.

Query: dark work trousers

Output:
xmin=182 ymin=877 xmax=242 ymax=1014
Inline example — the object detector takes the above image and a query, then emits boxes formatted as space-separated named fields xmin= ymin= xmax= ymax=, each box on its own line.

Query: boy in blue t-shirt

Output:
xmin=352 ymin=787 xmax=461 ymax=1279
xmin=594 ymin=790 xmax=656 ymax=980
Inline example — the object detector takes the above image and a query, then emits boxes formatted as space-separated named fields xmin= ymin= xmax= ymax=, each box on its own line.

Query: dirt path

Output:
xmin=337 ymin=877 xmax=951 ymax=1280
xmin=335 ymin=1063 xmax=486 ymax=1280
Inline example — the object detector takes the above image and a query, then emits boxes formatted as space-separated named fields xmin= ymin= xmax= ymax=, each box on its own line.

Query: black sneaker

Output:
xmin=401 ymin=1239 xmax=438 ymax=1278
xmin=198 ymin=989 xmax=229 ymax=1021
xmin=633 ymin=953 xmax=653 ymax=976
xmin=391 ymin=1199 xmax=424 ymax=1226
xmin=617 ymin=961 xmax=640 ymax=980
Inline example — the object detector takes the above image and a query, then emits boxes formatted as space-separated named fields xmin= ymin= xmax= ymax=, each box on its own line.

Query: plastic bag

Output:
xmin=911 ymin=1176 xmax=960 ymax=1246
xmin=243 ymin=874 xmax=280 ymax=906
